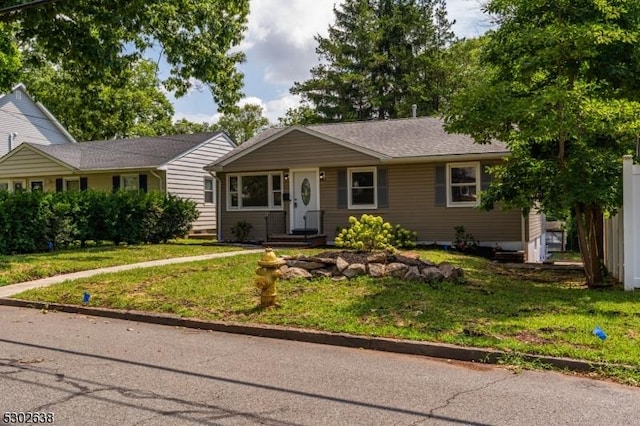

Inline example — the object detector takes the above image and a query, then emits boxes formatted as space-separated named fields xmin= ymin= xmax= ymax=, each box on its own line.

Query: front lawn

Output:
xmin=0 ymin=240 xmax=242 ymax=286
xmin=11 ymin=249 xmax=640 ymax=385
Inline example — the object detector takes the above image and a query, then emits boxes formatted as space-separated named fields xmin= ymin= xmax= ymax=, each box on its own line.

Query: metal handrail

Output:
xmin=265 ymin=211 xmax=287 ymax=241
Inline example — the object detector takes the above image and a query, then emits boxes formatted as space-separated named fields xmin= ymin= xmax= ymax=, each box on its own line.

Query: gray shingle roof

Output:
xmin=30 ymin=132 xmax=224 ymax=170
xmin=211 ymin=117 xmax=508 ymax=167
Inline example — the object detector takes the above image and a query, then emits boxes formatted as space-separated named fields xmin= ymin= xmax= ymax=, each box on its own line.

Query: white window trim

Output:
xmin=120 ymin=174 xmax=139 ymax=191
xmin=348 ymin=167 xmax=377 ymax=209
xmin=64 ymin=178 xmax=80 ymax=192
xmin=227 ymin=172 xmax=283 ymax=211
xmin=204 ymin=177 xmax=215 ymax=204
xmin=447 ymin=162 xmax=481 ymax=208
xmin=29 ymin=180 xmax=45 ymax=191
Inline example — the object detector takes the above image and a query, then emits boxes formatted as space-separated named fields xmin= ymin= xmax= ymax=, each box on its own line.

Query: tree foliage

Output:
xmin=216 ymin=103 xmax=269 ymax=144
xmin=291 ymin=0 xmax=455 ymax=122
xmin=445 ymin=0 xmax=640 ymax=286
xmin=24 ymin=60 xmax=174 ymax=141
xmin=6 ymin=0 xmax=249 ymax=111
xmin=0 ymin=23 xmax=20 ymax=92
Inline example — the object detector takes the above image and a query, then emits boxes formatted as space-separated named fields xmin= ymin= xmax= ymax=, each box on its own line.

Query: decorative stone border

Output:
xmin=279 ymin=251 xmax=464 ymax=283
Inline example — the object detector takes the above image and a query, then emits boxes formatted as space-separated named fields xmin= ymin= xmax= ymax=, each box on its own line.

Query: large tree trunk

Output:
xmin=574 ymin=202 xmax=607 ymax=287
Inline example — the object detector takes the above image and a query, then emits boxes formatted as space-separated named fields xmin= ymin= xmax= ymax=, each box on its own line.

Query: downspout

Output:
xmin=209 ymin=171 xmax=222 ymax=242
xmin=150 ymin=169 xmax=164 ymax=192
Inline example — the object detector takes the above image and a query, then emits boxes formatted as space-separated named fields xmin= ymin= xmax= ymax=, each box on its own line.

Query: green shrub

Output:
xmin=230 ymin=220 xmax=253 ymax=242
xmin=334 ymin=214 xmax=394 ymax=252
xmin=453 ymin=225 xmax=479 ymax=252
xmin=392 ymin=224 xmax=418 ymax=249
xmin=0 ymin=189 xmax=199 ymax=254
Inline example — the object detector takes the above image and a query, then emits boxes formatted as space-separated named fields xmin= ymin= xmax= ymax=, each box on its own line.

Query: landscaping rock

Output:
xmin=366 ymin=252 xmax=387 ymax=264
xmin=403 ymin=266 xmax=423 ymax=281
xmin=367 ymin=262 xmax=386 ymax=278
xmin=280 ymin=266 xmax=313 ymax=280
xmin=311 ymin=268 xmax=333 ymax=278
xmin=387 ymin=262 xmax=409 ymax=278
xmin=336 ymin=257 xmax=349 ymax=273
xmin=286 ymin=260 xmax=325 ymax=270
xmin=277 ymin=250 xmax=465 ymax=284
xmin=421 ymin=267 xmax=444 ymax=282
xmin=343 ymin=263 xmax=367 ymax=278
xmin=438 ymin=262 xmax=464 ymax=280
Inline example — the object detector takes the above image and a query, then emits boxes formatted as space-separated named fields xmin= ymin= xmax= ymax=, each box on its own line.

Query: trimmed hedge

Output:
xmin=0 ymin=190 xmax=199 ymax=254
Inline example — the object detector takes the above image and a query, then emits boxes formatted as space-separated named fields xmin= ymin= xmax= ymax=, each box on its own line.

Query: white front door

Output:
xmin=291 ymin=170 xmax=319 ymax=231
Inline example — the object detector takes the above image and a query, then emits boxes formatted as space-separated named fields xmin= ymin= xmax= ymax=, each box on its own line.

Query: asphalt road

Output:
xmin=1 ymin=305 xmax=639 ymax=426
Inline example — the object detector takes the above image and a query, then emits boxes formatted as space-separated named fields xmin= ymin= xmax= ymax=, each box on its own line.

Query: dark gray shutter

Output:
xmin=55 ymin=178 xmax=63 ymax=193
xmin=435 ymin=166 xmax=446 ymax=207
xmin=80 ymin=177 xmax=88 ymax=191
xmin=139 ymin=174 xmax=148 ymax=192
xmin=377 ymin=168 xmax=388 ymax=208
xmin=337 ymin=169 xmax=347 ymax=209
xmin=481 ymin=163 xmax=492 ymax=191
xmin=112 ymin=175 xmax=120 ymax=192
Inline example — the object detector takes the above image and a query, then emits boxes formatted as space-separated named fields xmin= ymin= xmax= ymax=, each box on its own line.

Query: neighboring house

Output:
xmin=0 ymin=132 xmax=236 ymax=234
xmin=0 ymin=83 xmax=76 ymax=163
xmin=205 ymin=117 xmax=546 ymax=261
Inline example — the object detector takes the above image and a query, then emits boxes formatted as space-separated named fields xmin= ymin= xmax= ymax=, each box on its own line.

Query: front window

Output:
xmin=12 ymin=181 xmax=25 ymax=192
xmin=30 ymin=181 xmax=44 ymax=191
xmin=227 ymin=172 xmax=283 ymax=210
xmin=0 ymin=182 xmax=8 ymax=191
xmin=65 ymin=179 xmax=80 ymax=192
xmin=204 ymin=177 xmax=214 ymax=203
xmin=447 ymin=162 xmax=480 ymax=207
xmin=121 ymin=175 xmax=139 ymax=191
xmin=348 ymin=167 xmax=377 ymax=209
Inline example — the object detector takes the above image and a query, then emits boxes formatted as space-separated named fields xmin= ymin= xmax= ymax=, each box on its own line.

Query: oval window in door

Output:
xmin=301 ymin=178 xmax=311 ymax=205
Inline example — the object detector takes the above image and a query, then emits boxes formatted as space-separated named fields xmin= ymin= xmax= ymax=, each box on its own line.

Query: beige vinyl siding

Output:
xmin=165 ymin=134 xmax=235 ymax=232
xmin=219 ymin=163 xmax=523 ymax=244
xmin=0 ymin=87 xmax=72 ymax=157
xmin=221 ymin=130 xmax=379 ymax=172
xmin=319 ymin=164 xmax=522 ymax=243
xmin=0 ymin=147 xmax=71 ymax=178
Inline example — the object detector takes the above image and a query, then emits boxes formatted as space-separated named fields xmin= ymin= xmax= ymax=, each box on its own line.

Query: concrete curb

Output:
xmin=0 ymin=297 xmax=629 ymax=374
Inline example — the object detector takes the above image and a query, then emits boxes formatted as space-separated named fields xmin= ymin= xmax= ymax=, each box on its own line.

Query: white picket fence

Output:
xmin=604 ymin=155 xmax=640 ymax=290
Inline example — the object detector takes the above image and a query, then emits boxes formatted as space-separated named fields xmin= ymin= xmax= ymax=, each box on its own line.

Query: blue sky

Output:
xmin=169 ymin=0 xmax=491 ymax=125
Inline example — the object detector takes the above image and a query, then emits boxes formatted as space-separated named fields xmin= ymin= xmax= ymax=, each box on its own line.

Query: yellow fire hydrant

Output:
xmin=255 ymin=248 xmax=285 ymax=307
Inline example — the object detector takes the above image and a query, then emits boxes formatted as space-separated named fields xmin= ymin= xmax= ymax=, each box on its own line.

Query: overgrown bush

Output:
xmin=0 ymin=190 xmax=199 ymax=254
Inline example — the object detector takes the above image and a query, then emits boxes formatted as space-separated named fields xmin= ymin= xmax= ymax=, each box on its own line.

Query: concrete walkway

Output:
xmin=0 ymin=249 xmax=263 ymax=298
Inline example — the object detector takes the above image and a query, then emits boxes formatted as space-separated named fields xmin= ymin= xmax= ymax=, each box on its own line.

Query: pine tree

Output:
xmin=291 ymin=0 xmax=455 ymax=122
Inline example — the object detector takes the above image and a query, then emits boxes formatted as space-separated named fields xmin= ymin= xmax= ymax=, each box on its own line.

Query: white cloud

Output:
xmin=237 ymin=94 xmax=302 ymax=123
xmin=243 ymin=0 xmax=341 ymax=85
xmin=172 ymin=111 xmax=219 ymax=124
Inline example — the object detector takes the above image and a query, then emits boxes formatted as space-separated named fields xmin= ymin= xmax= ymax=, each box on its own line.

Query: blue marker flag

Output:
xmin=83 ymin=292 xmax=90 ymax=304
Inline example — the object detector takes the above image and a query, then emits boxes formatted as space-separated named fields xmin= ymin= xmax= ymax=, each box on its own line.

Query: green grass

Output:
xmin=12 ymin=248 xmax=640 ymax=385
xmin=0 ymin=240 xmax=243 ymax=286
